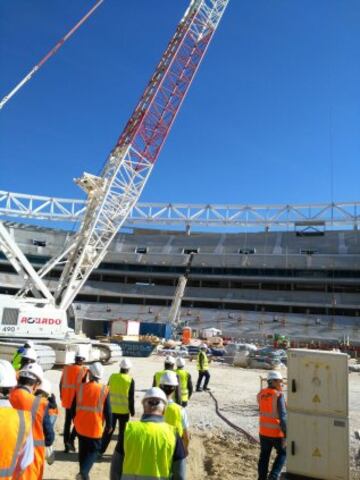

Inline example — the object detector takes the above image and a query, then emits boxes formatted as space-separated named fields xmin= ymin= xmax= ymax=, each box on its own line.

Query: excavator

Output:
xmin=0 ymin=0 xmax=229 ymax=368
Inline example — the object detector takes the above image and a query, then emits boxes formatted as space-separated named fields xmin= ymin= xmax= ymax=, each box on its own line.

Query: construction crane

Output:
xmin=168 ymin=253 xmax=196 ymax=331
xmin=0 ymin=0 xmax=230 ymax=364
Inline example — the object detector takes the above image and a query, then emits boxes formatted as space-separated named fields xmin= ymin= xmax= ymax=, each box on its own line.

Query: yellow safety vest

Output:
xmin=108 ymin=373 xmax=132 ymax=414
xmin=123 ymin=421 xmax=176 ymax=479
xmin=197 ymin=351 xmax=209 ymax=371
xmin=164 ymin=402 xmax=184 ymax=437
xmin=176 ymin=369 xmax=189 ymax=403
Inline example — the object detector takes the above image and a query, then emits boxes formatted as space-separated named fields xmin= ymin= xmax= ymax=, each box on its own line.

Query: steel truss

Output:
xmin=0 ymin=190 xmax=359 ymax=229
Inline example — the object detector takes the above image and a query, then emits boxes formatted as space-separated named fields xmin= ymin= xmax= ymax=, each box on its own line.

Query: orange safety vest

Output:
xmin=9 ymin=387 xmax=48 ymax=480
xmin=0 ymin=406 xmax=32 ymax=480
xmin=257 ymin=387 xmax=285 ymax=438
xmin=60 ymin=364 xmax=88 ymax=409
xmin=74 ymin=382 xmax=108 ymax=439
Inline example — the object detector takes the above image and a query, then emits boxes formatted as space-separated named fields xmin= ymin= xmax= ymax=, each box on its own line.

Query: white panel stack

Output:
xmin=287 ymin=349 xmax=349 ymax=480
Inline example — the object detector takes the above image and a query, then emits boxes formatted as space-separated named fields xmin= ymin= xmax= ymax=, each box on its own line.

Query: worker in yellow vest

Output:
xmin=175 ymin=357 xmax=193 ymax=407
xmin=110 ymin=387 xmax=186 ymax=480
xmin=74 ymin=362 xmax=112 ymax=480
xmin=160 ymin=371 xmax=190 ymax=455
xmin=101 ymin=358 xmax=135 ymax=455
xmin=153 ymin=355 xmax=181 ymax=404
xmin=257 ymin=370 xmax=287 ymax=480
xmin=12 ymin=340 xmax=35 ymax=371
xmin=196 ymin=344 xmax=210 ymax=392
xmin=0 ymin=360 xmax=33 ymax=479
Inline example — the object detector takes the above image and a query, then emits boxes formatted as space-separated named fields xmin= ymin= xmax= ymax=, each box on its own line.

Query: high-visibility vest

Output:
xmin=123 ymin=421 xmax=176 ymax=479
xmin=257 ymin=387 xmax=285 ymax=438
xmin=12 ymin=350 xmax=23 ymax=371
xmin=60 ymin=364 xmax=88 ymax=409
xmin=108 ymin=373 xmax=132 ymax=414
xmin=197 ymin=351 xmax=209 ymax=371
xmin=176 ymin=369 xmax=190 ymax=403
xmin=74 ymin=382 xmax=108 ymax=439
xmin=164 ymin=402 xmax=184 ymax=438
xmin=154 ymin=369 xmax=167 ymax=387
xmin=0 ymin=407 xmax=31 ymax=480
xmin=9 ymin=388 xmax=48 ymax=480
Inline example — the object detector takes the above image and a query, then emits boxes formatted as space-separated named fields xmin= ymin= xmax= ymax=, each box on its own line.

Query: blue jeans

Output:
xmin=78 ymin=435 xmax=102 ymax=480
xmin=258 ymin=435 xmax=286 ymax=480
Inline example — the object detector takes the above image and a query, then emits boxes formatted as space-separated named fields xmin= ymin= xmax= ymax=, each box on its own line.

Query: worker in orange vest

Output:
xmin=257 ymin=371 xmax=287 ymax=480
xmin=60 ymin=349 xmax=88 ymax=452
xmin=9 ymin=363 xmax=55 ymax=480
xmin=0 ymin=359 xmax=34 ymax=479
xmin=74 ymin=362 xmax=112 ymax=480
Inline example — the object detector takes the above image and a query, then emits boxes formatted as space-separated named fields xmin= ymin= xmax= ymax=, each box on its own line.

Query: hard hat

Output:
xmin=75 ymin=345 xmax=86 ymax=360
xmin=164 ymin=355 xmax=175 ymax=365
xmin=38 ymin=378 xmax=52 ymax=396
xmin=176 ymin=357 xmax=185 ymax=368
xmin=19 ymin=363 xmax=44 ymax=382
xmin=89 ymin=362 xmax=103 ymax=379
xmin=142 ymin=387 xmax=167 ymax=405
xmin=120 ymin=358 xmax=132 ymax=369
xmin=24 ymin=340 xmax=34 ymax=349
xmin=267 ymin=371 xmax=283 ymax=382
xmin=22 ymin=348 xmax=37 ymax=361
xmin=0 ymin=360 xmax=17 ymax=388
xmin=200 ymin=343 xmax=207 ymax=350
xmin=160 ymin=371 xmax=179 ymax=387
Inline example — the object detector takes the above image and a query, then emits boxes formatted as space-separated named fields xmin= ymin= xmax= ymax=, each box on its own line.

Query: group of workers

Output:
xmin=0 ymin=340 xmax=286 ymax=480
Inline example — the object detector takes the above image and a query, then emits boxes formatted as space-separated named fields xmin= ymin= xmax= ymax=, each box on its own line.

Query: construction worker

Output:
xmin=60 ymin=348 xmax=88 ymax=452
xmin=12 ymin=340 xmax=35 ymax=371
xmin=196 ymin=344 xmax=210 ymax=392
xmin=175 ymin=357 xmax=193 ymax=407
xmin=0 ymin=359 xmax=34 ymax=479
xmin=257 ymin=370 xmax=287 ymax=480
xmin=9 ymin=363 xmax=55 ymax=480
xmin=36 ymin=379 xmax=59 ymax=428
xmin=153 ymin=355 xmax=181 ymax=404
xmin=160 ymin=371 xmax=190 ymax=455
xmin=74 ymin=362 xmax=112 ymax=480
xmin=110 ymin=387 xmax=186 ymax=480
xmin=100 ymin=358 xmax=135 ymax=455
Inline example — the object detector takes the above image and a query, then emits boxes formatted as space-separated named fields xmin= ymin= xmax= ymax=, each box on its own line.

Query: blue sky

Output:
xmin=1 ymin=0 xmax=360 ymax=206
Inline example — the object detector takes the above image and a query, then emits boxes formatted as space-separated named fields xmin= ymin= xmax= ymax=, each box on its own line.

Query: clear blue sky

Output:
xmin=1 ymin=0 xmax=359 ymax=206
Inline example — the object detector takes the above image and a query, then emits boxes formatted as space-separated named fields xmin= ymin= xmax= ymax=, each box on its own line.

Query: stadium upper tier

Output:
xmin=1 ymin=190 xmax=360 ymax=229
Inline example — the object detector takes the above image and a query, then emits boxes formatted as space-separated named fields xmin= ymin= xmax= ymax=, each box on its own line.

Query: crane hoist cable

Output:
xmin=0 ymin=0 xmax=104 ymax=110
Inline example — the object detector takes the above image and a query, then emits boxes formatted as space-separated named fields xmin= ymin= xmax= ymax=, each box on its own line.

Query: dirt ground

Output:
xmin=43 ymin=355 xmax=360 ymax=480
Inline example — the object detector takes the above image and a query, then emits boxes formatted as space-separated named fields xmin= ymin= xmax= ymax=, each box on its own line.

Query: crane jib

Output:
xmin=51 ymin=0 xmax=230 ymax=311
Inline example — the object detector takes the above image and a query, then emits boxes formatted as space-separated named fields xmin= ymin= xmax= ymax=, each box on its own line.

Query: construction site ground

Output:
xmin=44 ymin=355 xmax=360 ymax=480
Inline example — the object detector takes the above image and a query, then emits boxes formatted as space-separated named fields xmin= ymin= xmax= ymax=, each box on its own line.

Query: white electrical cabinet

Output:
xmin=287 ymin=349 xmax=349 ymax=480
xmin=287 ymin=349 xmax=348 ymax=416
xmin=287 ymin=412 xmax=349 ymax=479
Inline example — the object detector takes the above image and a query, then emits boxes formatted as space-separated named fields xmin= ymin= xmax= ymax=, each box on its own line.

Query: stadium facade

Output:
xmin=0 ymin=222 xmax=359 ymax=343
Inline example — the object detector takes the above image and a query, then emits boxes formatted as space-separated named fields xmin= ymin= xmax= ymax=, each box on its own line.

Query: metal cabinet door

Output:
xmin=287 ymin=349 xmax=348 ymax=416
xmin=287 ymin=412 xmax=349 ymax=480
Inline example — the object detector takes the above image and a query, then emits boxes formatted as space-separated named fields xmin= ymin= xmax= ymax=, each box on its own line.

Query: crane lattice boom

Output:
xmin=54 ymin=0 xmax=229 ymax=311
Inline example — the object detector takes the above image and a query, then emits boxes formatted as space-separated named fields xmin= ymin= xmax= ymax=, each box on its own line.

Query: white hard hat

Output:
xmin=19 ymin=363 xmax=44 ymax=382
xmin=176 ymin=357 xmax=185 ymax=368
xmin=160 ymin=371 xmax=179 ymax=387
xmin=267 ymin=371 xmax=283 ymax=382
xmin=24 ymin=340 xmax=34 ymax=349
xmin=142 ymin=387 xmax=167 ymax=405
xmin=200 ymin=343 xmax=207 ymax=350
xmin=89 ymin=362 xmax=104 ymax=379
xmin=0 ymin=360 xmax=17 ymax=388
xmin=165 ymin=355 xmax=175 ymax=365
xmin=22 ymin=348 xmax=37 ymax=361
xmin=38 ymin=379 xmax=52 ymax=396
xmin=120 ymin=358 xmax=132 ymax=369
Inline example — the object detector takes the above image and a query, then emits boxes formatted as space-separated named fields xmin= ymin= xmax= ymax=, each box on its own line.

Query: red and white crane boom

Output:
xmin=54 ymin=0 xmax=230 ymax=311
